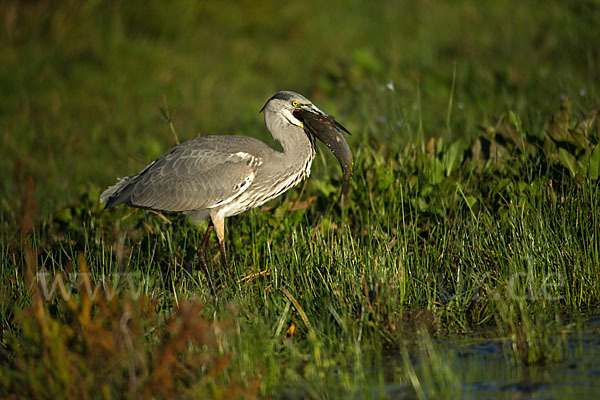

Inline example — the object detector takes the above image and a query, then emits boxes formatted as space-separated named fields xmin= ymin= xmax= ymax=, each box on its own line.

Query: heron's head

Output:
xmin=260 ymin=91 xmax=311 ymax=128
xmin=261 ymin=90 xmax=353 ymax=198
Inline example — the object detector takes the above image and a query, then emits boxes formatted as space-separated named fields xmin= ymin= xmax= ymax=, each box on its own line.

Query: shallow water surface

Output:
xmin=453 ymin=332 xmax=600 ymax=398
xmin=385 ymin=319 xmax=600 ymax=399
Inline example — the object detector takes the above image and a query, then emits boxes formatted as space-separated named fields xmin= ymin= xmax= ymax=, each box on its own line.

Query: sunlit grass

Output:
xmin=3 ymin=110 xmax=599 ymax=396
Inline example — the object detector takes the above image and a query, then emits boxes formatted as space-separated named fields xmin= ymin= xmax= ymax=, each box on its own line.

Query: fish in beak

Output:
xmin=292 ymin=105 xmax=353 ymax=198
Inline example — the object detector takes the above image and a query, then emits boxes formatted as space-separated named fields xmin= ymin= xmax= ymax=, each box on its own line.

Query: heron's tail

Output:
xmin=100 ymin=176 xmax=136 ymax=208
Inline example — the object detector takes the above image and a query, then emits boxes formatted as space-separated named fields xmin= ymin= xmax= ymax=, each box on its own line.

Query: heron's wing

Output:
xmin=121 ymin=141 xmax=262 ymax=212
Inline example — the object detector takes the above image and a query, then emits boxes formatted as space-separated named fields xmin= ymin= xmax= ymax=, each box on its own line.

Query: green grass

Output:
xmin=1 ymin=0 xmax=600 ymax=398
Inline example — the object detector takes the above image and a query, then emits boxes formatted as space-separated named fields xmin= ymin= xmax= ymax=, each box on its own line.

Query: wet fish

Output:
xmin=293 ymin=108 xmax=353 ymax=198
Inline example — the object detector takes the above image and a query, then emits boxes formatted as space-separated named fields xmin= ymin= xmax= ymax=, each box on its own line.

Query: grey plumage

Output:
xmin=101 ymin=136 xmax=269 ymax=213
xmin=101 ymin=91 xmax=352 ymax=289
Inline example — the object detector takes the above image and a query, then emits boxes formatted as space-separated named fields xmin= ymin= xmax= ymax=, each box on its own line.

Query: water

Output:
xmin=454 ymin=333 xmax=600 ymax=399
xmin=384 ymin=318 xmax=600 ymax=399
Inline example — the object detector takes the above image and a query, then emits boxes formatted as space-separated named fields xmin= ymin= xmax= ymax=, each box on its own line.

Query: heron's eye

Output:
xmin=291 ymin=100 xmax=299 ymax=107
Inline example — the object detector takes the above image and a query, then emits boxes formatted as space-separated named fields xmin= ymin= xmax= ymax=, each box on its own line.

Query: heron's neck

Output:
xmin=265 ymin=113 xmax=315 ymax=166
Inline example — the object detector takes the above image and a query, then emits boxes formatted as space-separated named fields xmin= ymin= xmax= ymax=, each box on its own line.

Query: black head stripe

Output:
xmin=260 ymin=91 xmax=297 ymax=112
xmin=270 ymin=91 xmax=295 ymax=102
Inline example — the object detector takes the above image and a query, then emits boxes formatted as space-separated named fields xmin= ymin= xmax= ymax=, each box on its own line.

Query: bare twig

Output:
xmin=159 ymin=94 xmax=180 ymax=145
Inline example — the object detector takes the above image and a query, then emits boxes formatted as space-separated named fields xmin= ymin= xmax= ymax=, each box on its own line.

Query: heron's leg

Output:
xmin=199 ymin=221 xmax=215 ymax=293
xmin=212 ymin=214 xmax=228 ymax=268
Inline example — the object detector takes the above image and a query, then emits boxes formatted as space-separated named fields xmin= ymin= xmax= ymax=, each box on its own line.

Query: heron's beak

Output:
xmin=292 ymin=105 xmax=353 ymax=198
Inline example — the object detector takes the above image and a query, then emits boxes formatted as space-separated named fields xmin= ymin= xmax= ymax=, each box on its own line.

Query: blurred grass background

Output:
xmin=1 ymin=0 xmax=598 ymax=217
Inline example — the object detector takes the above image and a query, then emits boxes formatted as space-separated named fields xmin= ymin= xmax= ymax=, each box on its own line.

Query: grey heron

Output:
xmin=100 ymin=91 xmax=352 ymax=287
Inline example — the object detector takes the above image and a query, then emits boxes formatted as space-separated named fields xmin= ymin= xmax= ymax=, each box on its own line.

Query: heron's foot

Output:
xmin=198 ymin=252 xmax=229 ymax=296
xmin=198 ymin=256 xmax=216 ymax=296
xmin=198 ymin=219 xmax=230 ymax=295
